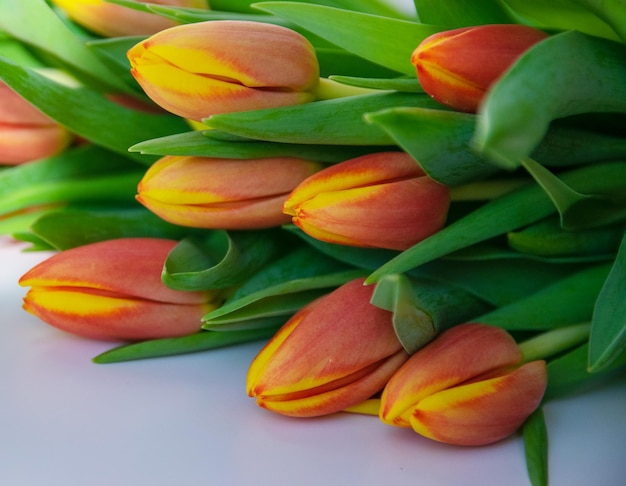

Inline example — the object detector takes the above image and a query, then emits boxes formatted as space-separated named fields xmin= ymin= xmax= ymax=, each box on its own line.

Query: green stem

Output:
xmin=519 ymin=323 xmax=591 ymax=363
xmin=311 ymin=77 xmax=385 ymax=100
xmin=449 ymin=178 xmax=530 ymax=202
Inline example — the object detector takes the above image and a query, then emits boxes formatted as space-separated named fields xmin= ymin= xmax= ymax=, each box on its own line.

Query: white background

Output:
xmin=2 ymin=241 xmax=626 ymax=486
xmin=3 ymin=0 xmax=626 ymax=484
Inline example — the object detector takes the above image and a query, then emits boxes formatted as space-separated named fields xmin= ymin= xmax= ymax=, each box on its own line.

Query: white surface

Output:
xmin=1 ymin=239 xmax=625 ymax=486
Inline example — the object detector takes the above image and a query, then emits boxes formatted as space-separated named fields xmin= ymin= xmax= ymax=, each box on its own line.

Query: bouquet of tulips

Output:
xmin=1 ymin=0 xmax=625 ymax=484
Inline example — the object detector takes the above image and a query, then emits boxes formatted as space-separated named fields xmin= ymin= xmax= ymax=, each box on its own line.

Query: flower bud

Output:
xmin=0 ymin=81 xmax=71 ymax=165
xmin=247 ymin=278 xmax=410 ymax=417
xmin=412 ymin=24 xmax=549 ymax=113
xmin=19 ymin=238 xmax=220 ymax=341
xmin=127 ymin=20 xmax=320 ymax=121
xmin=136 ymin=155 xmax=324 ymax=229
xmin=51 ymin=0 xmax=209 ymax=37
xmin=282 ymin=152 xmax=450 ymax=251
xmin=380 ymin=323 xmax=547 ymax=446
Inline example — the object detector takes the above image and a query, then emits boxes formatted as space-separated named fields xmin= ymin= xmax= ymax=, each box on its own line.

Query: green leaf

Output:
xmin=545 ymin=343 xmax=626 ymax=400
xmin=203 ymin=246 xmax=364 ymax=329
xmin=418 ymin=258 xmax=585 ymax=307
xmin=573 ymin=0 xmax=626 ymax=42
xmin=204 ymin=92 xmax=444 ymax=145
xmin=0 ymin=0 xmax=130 ymax=92
xmin=162 ymin=230 xmax=290 ymax=291
xmin=475 ymin=264 xmax=611 ymax=331
xmin=366 ymin=161 xmax=626 ymax=283
xmin=413 ymin=0 xmax=513 ymax=26
xmin=329 ymin=75 xmax=423 ymax=93
xmin=521 ymin=157 xmax=626 ymax=230
xmin=370 ymin=274 xmax=436 ymax=354
xmin=589 ymin=231 xmax=626 ymax=372
xmin=92 ymin=327 xmax=276 ymax=364
xmin=366 ymin=107 xmax=626 ymax=186
xmin=284 ymin=224 xmax=400 ymax=270
xmin=370 ymin=273 xmax=491 ymax=354
xmin=0 ymin=145 xmax=137 ymax=215
xmin=0 ymin=206 xmax=53 ymax=237
xmin=508 ymin=216 xmax=624 ymax=258
xmin=86 ymin=36 xmax=146 ymax=93
xmin=502 ymin=0 xmax=621 ymax=41
xmin=523 ymin=408 xmax=549 ymax=486
xmin=29 ymin=206 xmax=199 ymax=250
xmin=365 ymin=107 xmax=498 ymax=186
xmin=474 ymin=31 xmax=626 ymax=169
xmin=253 ymin=2 xmax=443 ymax=75
xmin=0 ymin=56 xmax=190 ymax=163
xmin=130 ymin=130 xmax=386 ymax=162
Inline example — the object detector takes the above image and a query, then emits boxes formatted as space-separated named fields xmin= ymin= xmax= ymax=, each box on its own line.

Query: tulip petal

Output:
xmin=137 ymin=193 xmax=293 ymax=229
xmin=0 ymin=124 xmax=70 ymax=165
xmin=254 ymin=350 xmax=408 ymax=417
xmin=247 ymin=278 xmax=409 ymax=416
xmin=283 ymin=152 xmax=424 ymax=213
xmin=291 ymin=179 xmax=449 ymax=250
xmin=380 ymin=324 xmax=522 ymax=427
xmin=412 ymin=25 xmax=549 ymax=113
xmin=409 ymin=360 xmax=547 ymax=446
xmin=19 ymin=238 xmax=210 ymax=305
xmin=22 ymin=286 xmax=214 ymax=341
xmin=136 ymin=156 xmax=322 ymax=229
xmin=127 ymin=20 xmax=319 ymax=120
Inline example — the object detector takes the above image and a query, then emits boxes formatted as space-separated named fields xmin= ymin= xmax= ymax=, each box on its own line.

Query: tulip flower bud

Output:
xmin=412 ymin=24 xmax=549 ymax=113
xmin=0 ymin=81 xmax=71 ymax=165
xmin=136 ymin=155 xmax=324 ymax=229
xmin=51 ymin=0 xmax=209 ymax=37
xmin=19 ymin=238 xmax=220 ymax=341
xmin=380 ymin=323 xmax=547 ymax=446
xmin=127 ymin=20 xmax=320 ymax=121
xmin=247 ymin=278 xmax=410 ymax=417
xmin=282 ymin=152 xmax=450 ymax=251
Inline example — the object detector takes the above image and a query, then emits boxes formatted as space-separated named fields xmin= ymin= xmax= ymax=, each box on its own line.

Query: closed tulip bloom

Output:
xmin=136 ymin=155 xmax=324 ymax=229
xmin=0 ymin=81 xmax=71 ymax=165
xmin=412 ymin=24 xmax=549 ymax=113
xmin=51 ymin=0 xmax=209 ymax=37
xmin=247 ymin=278 xmax=410 ymax=417
xmin=127 ymin=20 xmax=320 ymax=121
xmin=380 ymin=323 xmax=547 ymax=446
xmin=19 ymin=238 xmax=220 ymax=341
xmin=283 ymin=152 xmax=450 ymax=251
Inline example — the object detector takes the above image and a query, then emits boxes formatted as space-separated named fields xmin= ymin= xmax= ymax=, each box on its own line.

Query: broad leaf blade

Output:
xmin=253 ymin=2 xmax=443 ymax=75
xmin=589 ymin=231 xmax=626 ymax=372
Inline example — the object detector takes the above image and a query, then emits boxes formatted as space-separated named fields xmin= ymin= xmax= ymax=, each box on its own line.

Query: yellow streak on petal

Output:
xmin=24 ymin=287 xmax=139 ymax=318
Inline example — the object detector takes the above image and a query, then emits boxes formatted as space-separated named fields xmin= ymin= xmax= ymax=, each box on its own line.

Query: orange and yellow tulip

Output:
xmin=412 ymin=24 xmax=549 ymax=113
xmin=19 ymin=238 xmax=220 ymax=341
xmin=51 ymin=0 xmax=208 ymax=37
xmin=127 ymin=20 xmax=320 ymax=121
xmin=0 ymin=81 xmax=71 ymax=165
xmin=380 ymin=323 xmax=547 ymax=446
xmin=282 ymin=152 xmax=450 ymax=251
xmin=247 ymin=278 xmax=410 ymax=417
xmin=136 ymin=155 xmax=323 ymax=229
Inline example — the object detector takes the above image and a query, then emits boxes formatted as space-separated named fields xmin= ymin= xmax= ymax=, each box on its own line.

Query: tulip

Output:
xmin=0 ymin=81 xmax=71 ymax=165
xmin=127 ymin=20 xmax=320 ymax=121
xmin=412 ymin=24 xmax=549 ymax=113
xmin=282 ymin=152 xmax=450 ymax=251
xmin=380 ymin=323 xmax=547 ymax=446
xmin=19 ymin=238 xmax=220 ymax=341
xmin=51 ymin=0 xmax=209 ymax=37
xmin=246 ymin=278 xmax=410 ymax=417
xmin=136 ymin=155 xmax=324 ymax=229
